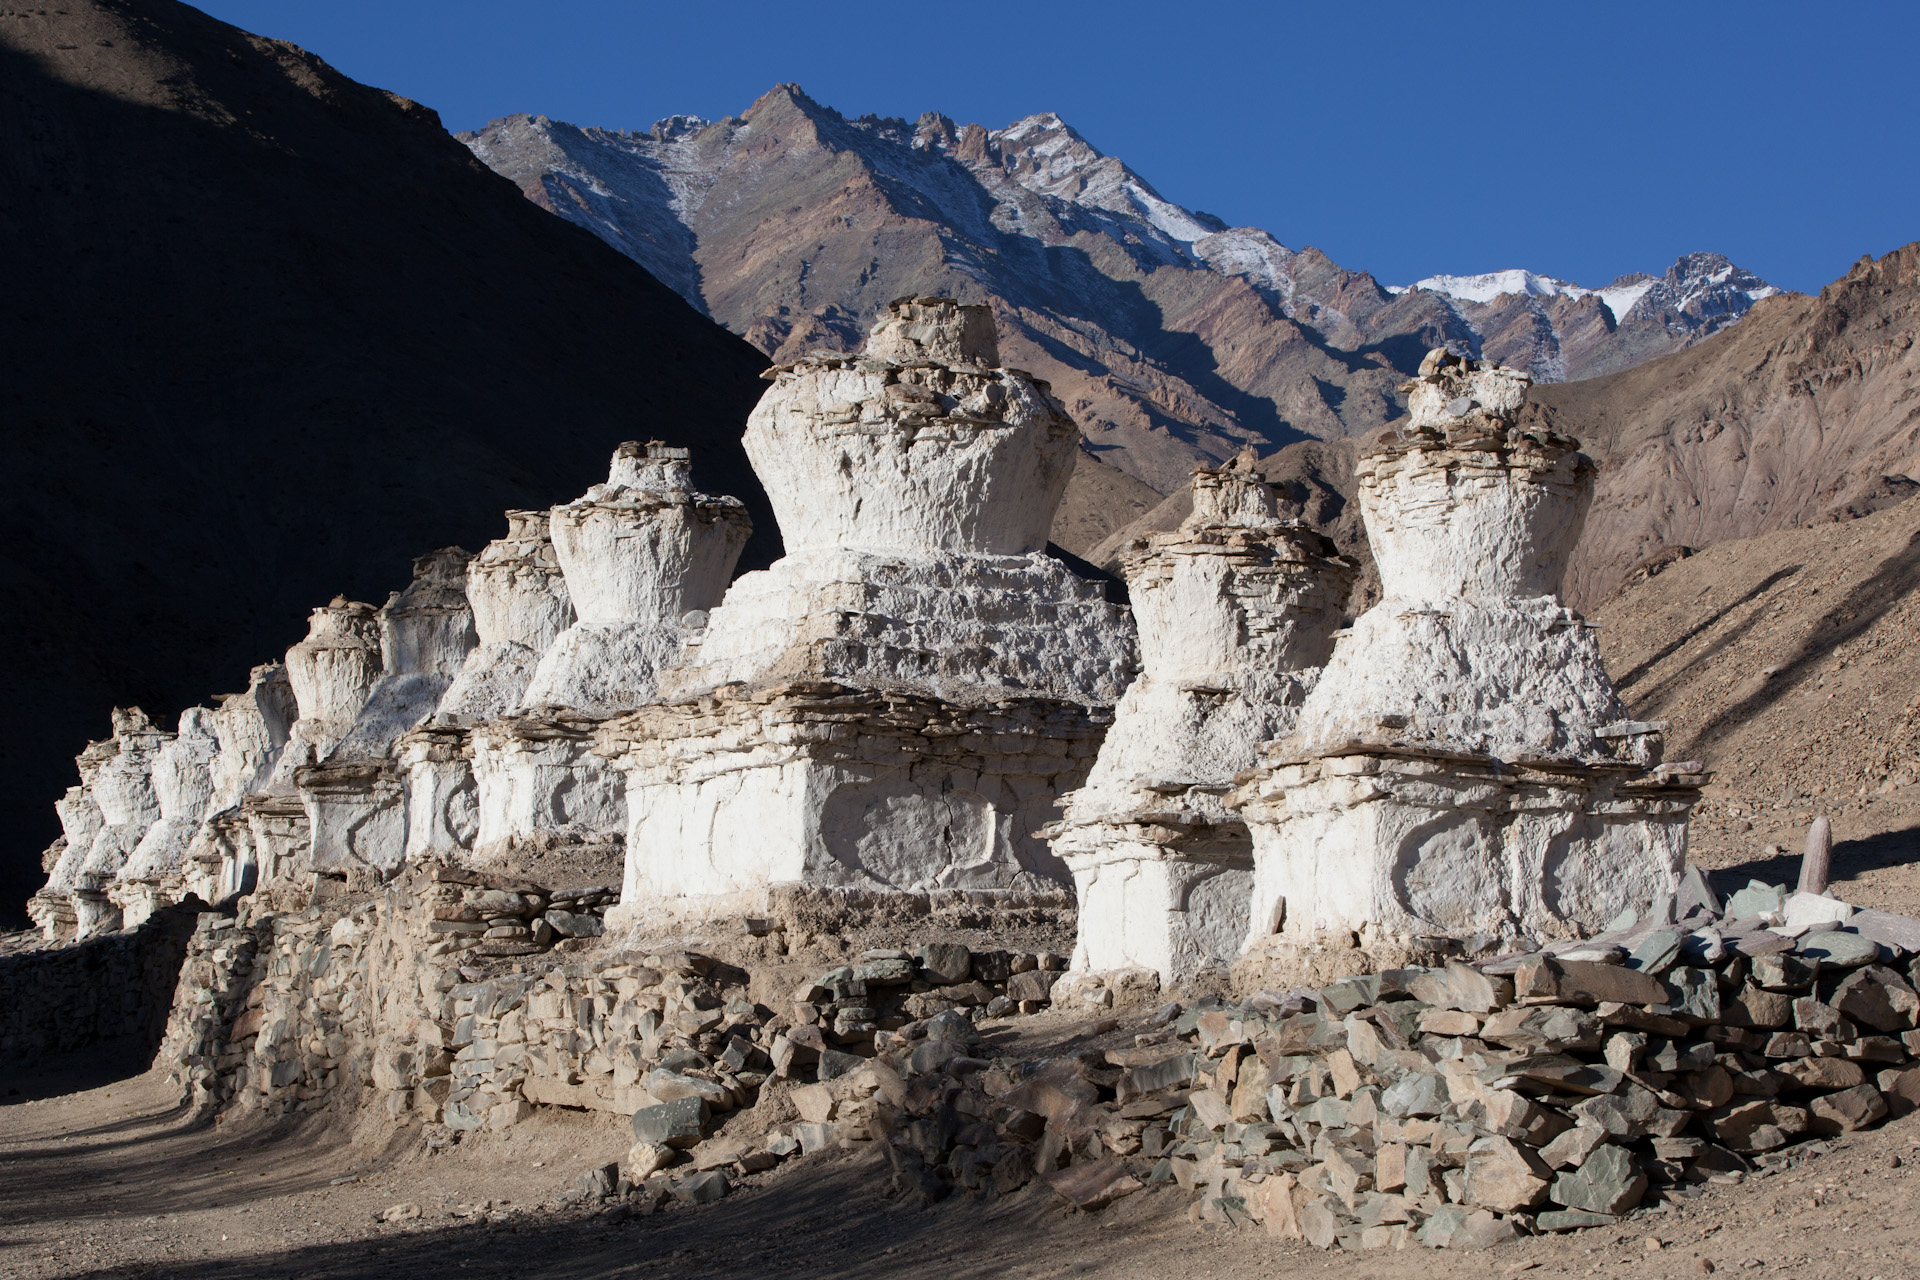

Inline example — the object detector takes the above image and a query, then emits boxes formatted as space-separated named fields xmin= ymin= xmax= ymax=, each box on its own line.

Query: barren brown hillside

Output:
xmin=1539 ymin=243 xmax=1920 ymax=607
xmin=1596 ymin=492 xmax=1920 ymax=917
xmin=1091 ymin=245 xmax=1920 ymax=614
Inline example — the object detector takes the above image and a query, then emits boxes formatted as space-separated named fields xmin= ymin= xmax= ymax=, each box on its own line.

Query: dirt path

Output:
xmin=6 ymin=1049 xmax=1920 ymax=1280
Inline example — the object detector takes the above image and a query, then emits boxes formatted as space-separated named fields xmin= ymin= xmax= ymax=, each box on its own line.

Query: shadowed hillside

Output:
xmin=0 ymin=0 xmax=776 ymax=922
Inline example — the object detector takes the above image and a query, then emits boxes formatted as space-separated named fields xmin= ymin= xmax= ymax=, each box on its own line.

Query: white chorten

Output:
xmin=1050 ymin=453 xmax=1353 ymax=984
xmin=66 ymin=708 xmax=171 ymax=936
xmin=185 ymin=663 xmax=296 ymax=904
xmin=601 ymin=298 xmax=1136 ymax=929
xmin=400 ymin=509 xmax=574 ymax=863
xmin=300 ymin=549 xmax=475 ymax=885
xmin=1229 ymin=350 xmax=1704 ymax=952
xmin=112 ymin=706 xmax=222 ymax=927
xmin=243 ymin=596 xmax=383 ymax=892
xmin=467 ymin=443 xmax=750 ymax=868
xmin=28 ymin=732 xmax=118 ymax=940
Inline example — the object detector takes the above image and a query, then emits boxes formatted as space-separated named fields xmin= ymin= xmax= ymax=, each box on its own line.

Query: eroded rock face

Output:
xmin=605 ymin=299 xmax=1136 ymax=926
xmin=114 ymin=707 xmax=222 ymax=927
xmin=1051 ymin=454 xmax=1353 ymax=983
xmin=1230 ymin=350 xmax=1704 ymax=951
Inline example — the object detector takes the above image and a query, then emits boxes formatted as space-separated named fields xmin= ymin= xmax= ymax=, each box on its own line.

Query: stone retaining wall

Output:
xmin=0 ymin=900 xmax=204 ymax=1056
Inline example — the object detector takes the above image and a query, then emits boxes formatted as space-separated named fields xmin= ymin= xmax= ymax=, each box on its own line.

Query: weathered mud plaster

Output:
xmin=400 ymin=511 xmax=574 ymax=863
xmin=113 ymin=707 xmax=222 ymax=928
xmin=1049 ymin=455 xmax=1354 ymax=984
xmin=468 ymin=445 xmax=750 ymax=867
xmin=245 ymin=598 xmax=382 ymax=892
xmin=29 ymin=734 xmax=119 ymax=940
xmin=59 ymin=709 xmax=173 ymax=937
xmin=1229 ymin=350 xmax=1706 ymax=953
xmin=604 ymin=299 xmax=1136 ymax=929
xmin=184 ymin=664 xmax=297 ymax=905
xmin=300 ymin=549 xmax=475 ymax=884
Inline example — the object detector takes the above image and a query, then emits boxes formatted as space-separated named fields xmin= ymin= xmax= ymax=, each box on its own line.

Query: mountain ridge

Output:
xmin=1092 ymin=244 xmax=1920 ymax=614
xmin=463 ymin=84 xmax=1781 ymax=494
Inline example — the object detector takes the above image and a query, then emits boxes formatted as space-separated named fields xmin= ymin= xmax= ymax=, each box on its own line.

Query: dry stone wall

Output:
xmin=0 ymin=900 xmax=202 ymax=1057
xmin=869 ymin=879 xmax=1920 ymax=1251
xmin=155 ymin=864 xmax=1077 ymax=1176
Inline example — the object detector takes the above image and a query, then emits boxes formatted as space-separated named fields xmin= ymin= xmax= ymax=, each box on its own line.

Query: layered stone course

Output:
xmin=864 ymin=881 xmax=1920 ymax=1249
xmin=0 ymin=899 xmax=202 ymax=1056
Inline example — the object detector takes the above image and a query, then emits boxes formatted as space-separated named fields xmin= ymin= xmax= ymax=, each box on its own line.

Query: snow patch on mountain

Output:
xmin=461 ymin=88 xmax=1784 ymax=401
xmin=1398 ymin=256 xmax=1780 ymax=327
xmin=1404 ymin=269 xmax=1589 ymax=305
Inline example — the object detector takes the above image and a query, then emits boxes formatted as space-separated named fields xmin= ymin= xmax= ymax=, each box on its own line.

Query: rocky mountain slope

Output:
xmin=463 ymin=88 xmax=1777 ymax=494
xmin=1535 ymin=243 xmax=1920 ymax=606
xmin=0 ymin=0 xmax=775 ymax=923
xmin=1594 ymin=489 xmax=1920 ymax=920
xmin=1093 ymin=245 xmax=1920 ymax=612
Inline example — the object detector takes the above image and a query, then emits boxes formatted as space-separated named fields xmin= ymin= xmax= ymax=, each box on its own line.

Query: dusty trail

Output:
xmin=6 ymin=1040 xmax=1920 ymax=1280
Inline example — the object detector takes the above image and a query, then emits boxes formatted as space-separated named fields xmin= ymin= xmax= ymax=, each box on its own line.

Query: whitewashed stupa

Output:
xmin=184 ymin=663 xmax=296 ymax=905
xmin=295 ymin=548 xmax=476 ymax=888
xmin=1049 ymin=453 xmax=1353 ymax=983
xmin=466 ymin=443 xmax=750 ymax=869
xmin=1228 ymin=349 xmax=1705 ymax=952
xmin=600 ymin=298 xmax=1137 ymax=928
xmin=397 ymin=509 xmax=574 ymax=864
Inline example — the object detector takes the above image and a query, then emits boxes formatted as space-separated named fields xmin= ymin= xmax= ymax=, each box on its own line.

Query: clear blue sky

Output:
xmin=197 ymin=0 xmax=1915 ymax=295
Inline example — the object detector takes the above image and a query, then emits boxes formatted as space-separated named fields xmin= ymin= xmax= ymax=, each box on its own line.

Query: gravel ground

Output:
xmin=6 ymin=1035 xmax=1920 ymax=1280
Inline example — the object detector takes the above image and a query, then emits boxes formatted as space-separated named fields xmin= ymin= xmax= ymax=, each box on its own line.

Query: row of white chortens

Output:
xmin=28 ymin=300 xmax=1704 ymax=982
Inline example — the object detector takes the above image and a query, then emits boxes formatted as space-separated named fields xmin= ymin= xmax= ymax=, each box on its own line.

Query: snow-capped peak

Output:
xmin=983 ymin=113 xmax=1221 ymax=250
xmin=1403 ymin=269 xmax=1587 ymax=305
xmin=1398 ymin=254 xmax=1780 ymax=327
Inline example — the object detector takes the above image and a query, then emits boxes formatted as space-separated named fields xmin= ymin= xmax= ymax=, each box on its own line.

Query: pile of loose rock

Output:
xmin=156 ymin=854 xmax=1920 ymax=1252
xmin=421 ymin=867 xmax=615 ymax=962
xmin=851 ymin=881 xmax=1920 ymax=1251
xmin=158 ymin=863 xmax=1082 ymax=1160
xmin=616 ymin=943 xmax=1076 ymax=1194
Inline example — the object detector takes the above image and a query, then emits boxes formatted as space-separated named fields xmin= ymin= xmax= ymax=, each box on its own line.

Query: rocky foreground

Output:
xmin=6 ymin=857 xmax=1910 ymax=1264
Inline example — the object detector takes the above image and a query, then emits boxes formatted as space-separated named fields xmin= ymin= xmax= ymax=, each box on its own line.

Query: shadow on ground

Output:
xmin=1 ymin=1042 xmax=158 ymax=1105
xmin=0 ymin=1115 xmax=1170 ymax=1280
xmin=1704 ymin=823 xmax=1920 ymax=897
